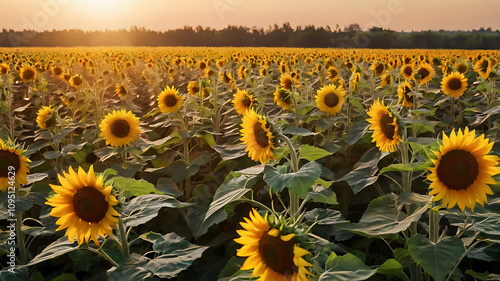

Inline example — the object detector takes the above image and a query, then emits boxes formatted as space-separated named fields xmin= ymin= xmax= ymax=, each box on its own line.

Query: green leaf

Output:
xmin=379 ymin=162 xmax=430 ymax=174
xmin=43 ymin=151 xmax=63 ymax=160
xmin=187 ymin=185 xmax=227 ymax=238
xmin=29 ymin=272 xmax=45 ymax=281
xmin=49 ymin=273 xmax=79 ymax=281
xmin=466 ymin=270 xmax=500 ymax=281
xmin=263 ymin=161 xmax=322 ymax=198
xmin=407 ymin=236 xmax=465 ymax=281
xmin=299 ymin=145 xmax=332 ymax=161
xmin=308 ymin=184 xmax=338 ymax=205
xmin=112 ymin=177 xmax=162 ymax=198
xmin=407 ymin=137 xmax=440 ymax=162
xmin=320 ymin=253 xmax=378 ymax=281
xmin=346 ymin=122 xmax=369 ymax=145
xmin=377 ymin=259 xmax=403 ymax=279
xmin=282 ymin=126 xmax=315 ymax=136
xmin=108 ymin=254 xmax=152 ymax=281
xmin=156 ymin=178 xmax=183 ymax=198
xmin=69 ymin=250 xmax=92 ymax=272
xmin=122 ymin=194 xmax=191 ymax=227
xmin=338 ymin=147 xmax=387 ymax=194
xmin=0 ymin=266 xmax=28 ymax=280
xmin=205 ymin=173 xmax=257 ymax=221
xmin=213 ymin=144 xmax=246 ymax=160
xmin=338 ymin=191 xmax=432 ymax=237
xmin=26 ymin=236 xmax=79 ymax=266
xmin=147 ymin=233 xmax=209 ymax=278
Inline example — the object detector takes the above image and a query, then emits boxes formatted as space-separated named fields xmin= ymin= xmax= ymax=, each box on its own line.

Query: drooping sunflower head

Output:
xmin=380 ymin=73 xmax=392 ymax=87
xmin=367 ymin=99 xmax=402 ymax=152
xmin=220 ymin=71 xmax=235 ymax=84
xmin=280 ymin=73 xmax=297 ymax=90
xmin=240 ymin=109 xmax=275 ymax=164
xmin=233 ymin=89 xmax=255 ymax=115
xmin=235 ymin=209 xmax=313 ymax=281
xmin=455 ymin=62 xmax=469 ymax=74
xmin=0 ymin=139 xmax=30 ymax=191
xmin=397 ymin=81 xmax=414 ymax=108
xmin=327 ymin=66 xmax=339 ymax=82
xmin=441 ymin=72 xmax=468 ymax=98
xmin=273 ymin=87 xmax=294 ymax=111
xmin=19 ymin=66 xmax=36 ymax=82
xmin=46 ymin=165 xmax=119 ymax=245
xmin=349 ymin=72 xmax=361 ymax=91
xmin=401 ymin=64 xmax=414 ymax=80
xmin=259 ymin=67 xmax=267 ymax=77
xmin=99 ymin=109 xmax=140 ymax=148
xmin=36 ymin=106 xmax=54 ymax=129
xmin=315 ymin=84 xmax=345 ymax=116
xmin=158 ymin=86 xmax=183 ymax=114
xmin=114 ymin=84 xmax=127 ymax=98
xmin=187 ymin=81 xmax=200 ymax=95
xmin=371 ymin=62 xmax=385 ymax=77
xmin=69 ymin=75 xmax=84 ymax=87
xmin=474 ymin=58 xmax=492 ymax=80
xmin=416 ymin=63 xmax=436 ymax=85
xmin=237 ymin=65 xmax=249 ymax=79
xmin=1 ymin=63 xmax=11 ymax=75
xmin=427 ymin=127 xmax=500 ymax=211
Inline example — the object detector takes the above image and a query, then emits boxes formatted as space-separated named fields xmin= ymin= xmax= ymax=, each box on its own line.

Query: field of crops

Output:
xmin=1 ymin=47 xmax=500 ymax=280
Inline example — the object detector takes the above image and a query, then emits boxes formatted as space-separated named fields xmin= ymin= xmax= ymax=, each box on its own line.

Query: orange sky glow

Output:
xmin=1 ymin=0 xmax=499 ymax=32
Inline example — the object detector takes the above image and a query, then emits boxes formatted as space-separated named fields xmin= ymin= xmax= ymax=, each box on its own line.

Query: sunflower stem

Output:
xmin=290 ymin=84 xmax=300 ymax=128
xmin=444 ymin=240 xmax=480 ymax=281
xmin=14 ymin=188 xmax=27 ymax=265
xmin=87 ymin=247 xmax=119 ymax=267
xmin=429 ymin=202 xmax=440 ymax=243
xmin=279 ymin=133 xmax=300 ymax=218
xmin=213 ymin=76 xmax=221 ymax=144
xmin=117 ymin=216 xmax=130 ymax=259
xmin=450 ymin=97 xmax=455 ymax=129
xmin=199 ymin=79 xmax=204 ymax=108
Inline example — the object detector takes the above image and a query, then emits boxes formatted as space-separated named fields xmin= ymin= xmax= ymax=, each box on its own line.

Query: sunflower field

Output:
xmin=1 ymin=47 xmax=500 ymax=281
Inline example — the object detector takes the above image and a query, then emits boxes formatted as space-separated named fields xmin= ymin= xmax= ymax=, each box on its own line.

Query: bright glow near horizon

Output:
xmin=1 ymin=0 xmax=499 ymax=32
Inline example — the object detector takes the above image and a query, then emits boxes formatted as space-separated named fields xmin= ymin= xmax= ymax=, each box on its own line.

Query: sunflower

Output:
xmin=474 ymin=58 xmax=492 ymax=80
xmin=46 ymin=165 xmax=119 ymax=245
xmin=237 ymin=65 xmax=249 ymax=79
xmin=0 ymin=63 xmax=10 ymax=75
xmin=68 ymin=75 xmax=83 ymax=87
xmin=158 ymin=86 xmax=183 ymax=114
xmin=427 ymin=128 xmax=500 ymax=211
xmin=51 ymin=66 xmax=63 ymax=76
xmin=36 ymin=106 xmax=54 ymax=129
xmin=401 ymin=64 xmax=414 ymax=80
xmin=416 ymin=63 xmax=435 ymax=85
xmin=367 ymin=99 xmax=401 ymax=152
xmin=0 ymin=140 xmax=30 ymax=192
xmin=315 ymin=84 xmax=345 ymax=116
xmin=220 ymin=71 xmax=235 ymax=84
xmin=19 ymin=66 xmax=36 ymax=82
xmin=233 ymin=89 xmax=255 ymax=115
xmin=273 ymin=87 xmax=294 ymax=111
xmin=259 ymin=67 xmax=267 ymax=77
xmin=280 ymin=73 xmax=297 ymax=90
xmin=380 ymin=73 xmax=392 ymax=87
xmin=371 ymin=62 xmax=385 ymax=77
xmin=455 ymin=62 xmax=469 ymax=74
xmin=240 ymin=109 xmax=275 ymax=164
xmin=327 ymin=66 xmax=339 ymax=82
xmin=441 ymin=72 xmax=468 ymax=98
xmin=114 ymin=84 xmax=127 ymax=98
xmin=187 ymin=81 xmax=200 ymax=95
xmin=99 ymin=109 xmax=140 ymax=148
xmin=350 ymin=72 xmax=361 ymax=91
xmin=397 ymin=81 xmax=414 ymax=108
xmin=235 ymin=209 xmax=313 ymax=281
xmin=197 ymin=60 xmax=207 ymax=70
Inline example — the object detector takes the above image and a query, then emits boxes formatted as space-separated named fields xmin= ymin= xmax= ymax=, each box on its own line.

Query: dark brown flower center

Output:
xmin=456 ymin=64 xmax=467 ymax=74
xmin=282 ymin=78 xmax=292 ymax=90
xmin=73 ymin=186 xmax=108 ymax=222
xmin=111 ymin=119 xmax=131 ymax=138
xmin=447 ymin=78 xmax=463 ymax=91
xmin=345 ymin=62 xmax=353 ymax=69
xmin=258 ymin=231 xmax=298 ymax=275
xmin=328 ymin=68 xmax=338 ymax=79
xmin=324 ymin=92 xmax=339 ymax=107
xmin=403 ymin=86 xmax=413 ymax=104
xmin=22 ymin=69 xmax=35 ymax=81
xmin=403 ymin=66 xmax=413 ymax=77
xmin=71 ymin=76 xmax=83 ymax=86
xmin=480 ymin=60 xmax=489 ymax=72
xmin=418 ymin=67 xmax=430 ymax=79
xmin=198 ymin=61 xmax=207 ymax=70
xmin=253 ymin=122 xmax=269 ymax=148
xmin=380 ymin=113 xmax=396 ymax=140
xmin=375 ymin=64 xmax=384 ymax=76
xmin=242 ymin=96 xmax=252 ymax=107
xmin=164 ymin=94 xmax=178 ymax=107
xmin=437 ymin=150 xmax=479 ymax=190
xmin=0 ymin=150 xmax=21 ymax=178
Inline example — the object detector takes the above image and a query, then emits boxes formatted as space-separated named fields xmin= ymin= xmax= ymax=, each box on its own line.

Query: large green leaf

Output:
xmin=308 ymin=184 xmax=338 ymax=205
xmin=346 ymin=122 xmax=369 ymax=145
xmin=338 ymin=147 xmax=387 ymax=194
xmin=212 ymin=144 xmax=246 ymax=160
xmin=320 ymin=253 xmax=377 ymax=281
xmin=187 ymin=185 xmax=227 ymax=238
xmin=379 ymin=162 xmax=430 ymax=174
xmin=122 ymin=194 xmax=191 ymax=227
xmin=107 ymin=254 xmax=152 ymax=281
xmin=112 ymin=177 xmax=162 ymax=198
xmin=204 ymin=172 xmax=257 ymax=220
xmin=466 ymin=270 xmax=500 ymax=280
xmin=338 ymin=191 xmax=432 ymax=237
xmin=0 ymin=266 xmax=28 ymax=280
xmin=407 ymin=236 xmax=465 ymax=281
xmin=376 ymin=259 xmax=403 ymax=279
xmin=147 ymin=233 xmax=209 ymax=278
xmin=263 ymin=161 xmax=322 ymax=198
xmin=26 ymin=236 xmax=79 ymax=266
xmin=299 ymin=145 xmax=332 ymax=161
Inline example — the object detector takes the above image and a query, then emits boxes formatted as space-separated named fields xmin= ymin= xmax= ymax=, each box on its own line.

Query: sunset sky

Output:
xmin=1 ymin=0 xmax=499 ymax=32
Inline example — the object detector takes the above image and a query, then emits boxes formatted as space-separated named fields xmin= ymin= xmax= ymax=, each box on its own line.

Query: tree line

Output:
xmin=1 ymin=23 xmax=499 ymax=49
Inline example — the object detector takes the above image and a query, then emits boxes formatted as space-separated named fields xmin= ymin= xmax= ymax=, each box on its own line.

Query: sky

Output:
xmin=1 ymin=0 xmax=499 ymax=32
